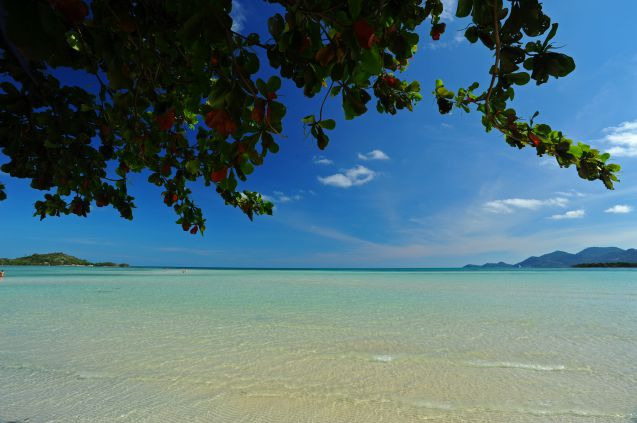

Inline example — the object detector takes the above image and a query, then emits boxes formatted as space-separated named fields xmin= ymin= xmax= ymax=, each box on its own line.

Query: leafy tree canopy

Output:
xmin=0 ymin=0 xmax=620 ymax=234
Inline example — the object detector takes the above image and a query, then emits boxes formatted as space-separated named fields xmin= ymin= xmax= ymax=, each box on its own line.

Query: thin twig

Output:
xmin=485 ymin=4 xmax=502 ymax=116
xmin=230 ymin=30 xmax=271 ymax=50
xmin=104 ymin=177 xmax=126 ymax=182
xmin=319 ymin=80 xmax=334 ymax=121
xmin=219 ymin=24 xmax=257 ymax=96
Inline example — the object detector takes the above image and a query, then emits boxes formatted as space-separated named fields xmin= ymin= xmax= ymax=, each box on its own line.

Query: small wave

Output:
xmin=465 ymin=360 xmax=565 ymax=371
xmin=372 ymin=355 xmax=394 ymax=363
xmin=410 ymin=400 xmax=454 ymax=411
xmin=406 ymin=400 xmax=627 ymax=420
xmin=76 ymin=371 xmax=111 ymax=380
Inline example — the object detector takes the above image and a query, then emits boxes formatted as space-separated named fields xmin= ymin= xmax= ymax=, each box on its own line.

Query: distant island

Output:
xmin=464 ymin=247 xmax=637 ymax=269
xmin=572 ymin=262 xmax=637 ymax=268
xmin=0 ymin=252 xmax=129 ymax=267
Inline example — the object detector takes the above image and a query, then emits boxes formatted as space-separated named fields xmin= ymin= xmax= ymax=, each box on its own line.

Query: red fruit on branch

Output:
xmin=181 ymin=222 xmax=190 ymax=231
xmin=70 ymin=197 xmax=85 ymax=215
xmin=161 ymin=163 xmax=171 ymax=177
xmin=204 ymin=109 xmax=237 ymax=137
xmin=383 ymin=75 xmax=399 ymax=87
xmin=210 ymin=53 xmax=219 ymax=67
xmin=50 ymin=0 xmax=88 ymax=24
xmin=236 ymin=142 xmax=247 ymax=156
xmin=529 ymin=133 xmax=541 ymax=147
xmin=251 ymin=99 xmax=265 ymax=123
xmin=299 ymin=36 xmax=311 ymax=54
xmin=189 ymin=225 xmax=198 ymax=234
xmin=99 ymin=123 xmax=110 ymax=139
xmin=353 ymin=19 xmax=377 ymax=49
xmin=224 ymin=119 xmax=238 ymax=135
xmin=210 ymin=168 xmax=228 ymax=183
xmin=431 ymin=23 xmax=446 ymax=41
xmin=266 ymin=91 xmax=277 ymax=101
xmin=95 ymin=196 xmax=108 ymax=207
xmin=119 ymin=20 xmax=136 ymax=33
xmin=156 ymin=109 xmax=175 ymax=131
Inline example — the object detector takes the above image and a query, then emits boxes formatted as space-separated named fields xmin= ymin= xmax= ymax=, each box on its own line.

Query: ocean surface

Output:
xmin=0 ymin=267 xmax=636 ymax=422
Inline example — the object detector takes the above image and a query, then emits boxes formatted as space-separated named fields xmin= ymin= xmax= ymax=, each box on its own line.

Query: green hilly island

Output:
xmin=0 ymin=253 xmax=128 ymax=267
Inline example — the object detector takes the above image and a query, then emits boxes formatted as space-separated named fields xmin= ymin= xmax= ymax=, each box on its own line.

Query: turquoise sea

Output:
xmin=0 ymin=267 xmax=636 ymax=422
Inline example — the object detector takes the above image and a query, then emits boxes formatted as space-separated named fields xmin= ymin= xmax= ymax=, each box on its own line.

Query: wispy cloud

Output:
xmin=231 ymin=0 xmax=246 ymax=32
xmin=318 ymin=165 xmax=376 ymax=188
xmin=440 ymin=0 xmax=458 ymax=21
xmin=555 ymin=190 xmax=585 ymax=198
xmin=453 ymin=31 xmax=465 ymax=44
xmin=263 ymin=191 xmax=303 ymax=204
xmin=605 ymin=204 xmax=633 ymax=214
xmin=483 ymin=197 xmax=568 ymax=214
xmin=602 ymin=119 xmax=637 ymax=157
xmin=357 ymin=149 xmax=390 ymax=161
xmin=549 ymin=209 xmax=585 ymax=220
xmin=313 ymin=155 xmax=333 ymax=165
xmin=273 ymin=191 xmax=302 ymax=203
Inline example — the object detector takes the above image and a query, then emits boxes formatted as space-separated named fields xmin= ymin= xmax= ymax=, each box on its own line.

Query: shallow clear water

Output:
xmin=1 ymin=267 xmax=636 ymax=422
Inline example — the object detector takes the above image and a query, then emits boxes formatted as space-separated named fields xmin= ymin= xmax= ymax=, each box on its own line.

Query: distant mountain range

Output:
xmin=0 ymin=252 xmax=129 ymax=267
xmin=464 ymin=247 xmax=637 ymax=269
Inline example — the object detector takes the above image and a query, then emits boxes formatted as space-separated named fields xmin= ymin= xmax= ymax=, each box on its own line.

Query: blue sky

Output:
xmin=2 ymin=1 xmax=637 ymax=267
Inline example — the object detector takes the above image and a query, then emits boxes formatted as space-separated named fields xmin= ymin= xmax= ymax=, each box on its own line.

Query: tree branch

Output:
xmin=485 ymin=5 xmax=502 ymax=116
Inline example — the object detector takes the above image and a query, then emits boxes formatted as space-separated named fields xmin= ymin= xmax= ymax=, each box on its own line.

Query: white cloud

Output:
xmin=231 ymin=0 xmax=246 ymax=32
xmin=264 ymin=191 xmax=302 ymax=204
xmin=539 ymin=158 xmax=557 ymax=167
xmin=453 ymin=31 xmax=466 ymax=44
xmin=605 ymin=204 xmax=633 ymax=214
xmin=555 ymin=190 xmax=585 ymax=198
xmin=313 ymin=156 xmax=333 ymax=165
xmin=274 ymin=191 xmax=301 ymax=203
xmin=440 ymin=0 xmax=458 ymax=21
xmin=602 ymin=119 xmax=637 ymax=157
xmin=549 ymin=209 xmax=585 ymax=220
xmin=357 ymin=149 xmax=390 ymax=161
xmin=318 ymin=165 xmax=376 ymax=188
xmin=483 ymin=197 xmax=569 ymax=214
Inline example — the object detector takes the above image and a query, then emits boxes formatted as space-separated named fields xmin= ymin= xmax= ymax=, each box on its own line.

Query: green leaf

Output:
xmin=267 ymin=76 xmax=281 ymax=92
xmin=348 ymin=0 xmax=362 ymax=19
xmin=568 ymin=145 xmax=582 ymax=158
xmin=507 ymin=72 xmax=530 ymax=85
xmin=268 ymin=14 xmax=284 ymax=37
xmin=319 ymin=119 xmax=336 ymax=130
xmin=302 ymin=115 xmax=316 ymax=124
xmin=185 ymin=160 xmax=200 ymax=175
xmin=66 ymin=31 xmax=81 ymax=51
xmin=256 ymin=79 xmax=268 ymax=96
xmin=240 ymin=161 xmax=254 ymax=175
xmin=465 ymin=26 xmax=479 ymax=43
xmin=316 ymin=129 xmax=329 ymax=150
xmin=360 ymin=47 xmax=382 ymax=75
xmin=543 ymin=23 xmax=559 ymax=47
xmin=456 ymin=0 xmax=473 ymax=18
